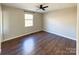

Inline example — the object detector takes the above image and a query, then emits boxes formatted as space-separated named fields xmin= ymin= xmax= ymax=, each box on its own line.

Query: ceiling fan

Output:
xmin=37 ymin=4 xmax=48 ymax=11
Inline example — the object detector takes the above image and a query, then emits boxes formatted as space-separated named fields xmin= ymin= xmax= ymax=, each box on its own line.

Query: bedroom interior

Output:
xmin=0 ymin=3 xmax=78 ymax=55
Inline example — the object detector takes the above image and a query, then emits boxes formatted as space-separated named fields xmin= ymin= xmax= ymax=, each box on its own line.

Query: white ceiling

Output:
xmin=2 ymin=3 xmax=76 ymax=13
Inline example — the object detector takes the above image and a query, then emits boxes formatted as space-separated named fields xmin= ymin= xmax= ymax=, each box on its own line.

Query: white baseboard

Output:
xmin=2 ymin=30 xmax=42 ymax=42
xmin=2 ymin=30 xmax=76 ymax=42
xmin=2 ymin=33 xmax=28 ymax=42
xmin=44 ymin=30 xmax=76 ymax=40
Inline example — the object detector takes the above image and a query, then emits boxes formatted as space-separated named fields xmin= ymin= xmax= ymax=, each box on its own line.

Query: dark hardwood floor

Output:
xmin=1 ymin=31 xmax=76 ymax=55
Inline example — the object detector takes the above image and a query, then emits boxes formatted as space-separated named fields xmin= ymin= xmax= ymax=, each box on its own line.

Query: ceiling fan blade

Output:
xmin=42 ymin=8 xmax=45 ymax=10
xmin=40 ymin=5 xmax=43 ymax=8
xmin=43 ymin=6 xmax=48 ymax=8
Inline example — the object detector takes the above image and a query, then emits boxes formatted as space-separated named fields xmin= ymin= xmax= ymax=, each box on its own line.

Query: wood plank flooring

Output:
xmin=1 ymin=31 xmax=76 ymax=55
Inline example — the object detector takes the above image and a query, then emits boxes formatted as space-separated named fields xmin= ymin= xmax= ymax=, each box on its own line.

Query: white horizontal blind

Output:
xmin=24 ymin=14 xmax=33 ymax=27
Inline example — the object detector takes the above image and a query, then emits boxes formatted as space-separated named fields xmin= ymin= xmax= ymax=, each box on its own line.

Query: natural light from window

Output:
xmin=24 ymin=14 xmax=33 ymax=27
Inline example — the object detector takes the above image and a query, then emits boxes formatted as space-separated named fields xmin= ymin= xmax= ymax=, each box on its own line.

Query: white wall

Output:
xmin=2 ymin=5 xmax=43 ymax=42
xmin=77 ymin=4 xmax=79 ymax=55
xmin=0 ymin=4 xmax=2 ymax=53
xmin=43 ymin=7 xmax=77 ymax=40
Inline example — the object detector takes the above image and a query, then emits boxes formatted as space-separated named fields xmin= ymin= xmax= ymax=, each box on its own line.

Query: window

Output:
xmin=24 ymin=14 xmax=33 ymax=27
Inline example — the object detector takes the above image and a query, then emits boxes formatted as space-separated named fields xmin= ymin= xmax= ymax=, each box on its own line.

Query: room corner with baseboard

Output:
xmin=1 ymin=3 xmax=77 ymax=55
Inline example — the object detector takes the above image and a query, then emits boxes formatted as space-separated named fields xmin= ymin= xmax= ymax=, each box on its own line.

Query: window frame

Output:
xmin=24 ymin=13 xmax=34 ymax=27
